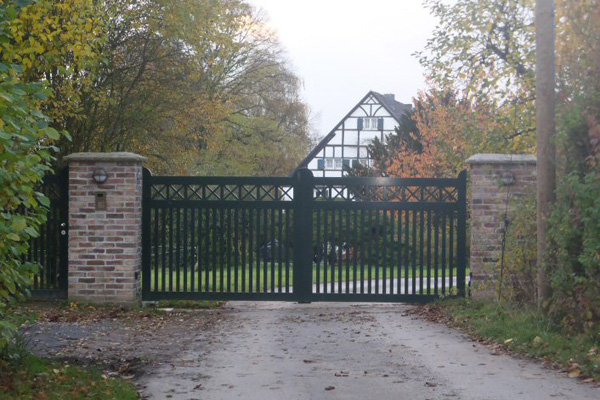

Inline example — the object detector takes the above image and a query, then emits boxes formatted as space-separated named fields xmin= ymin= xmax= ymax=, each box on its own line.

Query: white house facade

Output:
xmin=295 ymin=91 xmax=411 ymax=177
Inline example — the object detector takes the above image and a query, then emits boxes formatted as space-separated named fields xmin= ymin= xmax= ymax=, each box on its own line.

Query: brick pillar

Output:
xmin=466 ymin=154 xmax=536 ymax=298
xmin=64 ymin=152 xmax=146 ymax=304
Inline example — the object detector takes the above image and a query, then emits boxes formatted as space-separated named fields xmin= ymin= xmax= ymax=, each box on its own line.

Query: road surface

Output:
xmin=138 ymin=302 xmax=599 ymax=400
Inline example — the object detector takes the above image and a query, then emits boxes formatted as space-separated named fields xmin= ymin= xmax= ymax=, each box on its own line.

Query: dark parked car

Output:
xmin=258 ymin=240 xmax=282 ymax=262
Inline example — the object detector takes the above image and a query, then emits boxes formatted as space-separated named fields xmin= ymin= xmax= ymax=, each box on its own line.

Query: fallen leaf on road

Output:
xmin=568 ymin=369 xmax=581 ymax=378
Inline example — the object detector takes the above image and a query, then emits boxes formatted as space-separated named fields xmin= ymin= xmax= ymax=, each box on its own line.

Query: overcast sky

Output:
xmin=249 ymin=0 xmax=438 ymax=138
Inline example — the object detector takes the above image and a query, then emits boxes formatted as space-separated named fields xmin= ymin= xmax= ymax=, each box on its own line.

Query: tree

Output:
xmin=347 ymin=89 xmax=504 ymax=178
xmin=1 ymin=0 xmax=106 ymax=145
xmin=418 ymin=0 xmax=537 ymax=150
xmin=34 ymin=0 xmax=312 ymax=175
xmin=0 ymin=1 xmax=66 ymax=349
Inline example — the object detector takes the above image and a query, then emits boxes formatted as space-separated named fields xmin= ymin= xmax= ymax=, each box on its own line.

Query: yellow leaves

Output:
xmin=6 ymin=233 xmax=20 ymax=241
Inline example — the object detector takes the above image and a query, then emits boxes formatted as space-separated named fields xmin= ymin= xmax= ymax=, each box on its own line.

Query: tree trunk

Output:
xmin=535 ymin=0 xmax=556 ymax=308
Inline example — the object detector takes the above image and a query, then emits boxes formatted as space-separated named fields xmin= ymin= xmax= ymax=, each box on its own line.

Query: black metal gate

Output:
xmin=28 ymin=167 xmax=69 ymax=299
xmin=142 ymin=169 xmax=466 ymax=302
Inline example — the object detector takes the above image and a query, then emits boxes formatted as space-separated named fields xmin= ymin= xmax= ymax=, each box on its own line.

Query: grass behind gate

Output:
xmin=148 ymin=263 xmax=465 ymax=293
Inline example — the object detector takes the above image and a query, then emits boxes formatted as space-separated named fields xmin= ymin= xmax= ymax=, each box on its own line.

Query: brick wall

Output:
xmin=466 ymin=154 xmax=536 ymax=298
xmin=65 ymin=153 xmax=146 ymax=304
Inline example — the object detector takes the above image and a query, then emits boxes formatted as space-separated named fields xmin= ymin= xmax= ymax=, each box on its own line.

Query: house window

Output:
xmin=358 ymin=117 xmax=384 ymax=131
xmin=325 ymin=159 xmax=334 ymax=169
xmin=360 ymin=117 xmax=383 ymax=131
xmin=334 ymin=158 xmax=342 ymax=169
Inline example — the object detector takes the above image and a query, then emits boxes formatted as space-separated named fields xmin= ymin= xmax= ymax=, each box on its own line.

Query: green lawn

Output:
xmin=148 ymin=263 xmax=467 ymax=292
xmin=0 ymin=355 xmax=138 ymax=400
xmin=427 ymin=299 xmax=600 ymax=382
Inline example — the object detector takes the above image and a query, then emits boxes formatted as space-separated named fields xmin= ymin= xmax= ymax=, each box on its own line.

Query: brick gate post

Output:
xmin=466 ymin=154 xmax=537 ymax=299
xmin=64 ymin=152 xmax=146 ymax=304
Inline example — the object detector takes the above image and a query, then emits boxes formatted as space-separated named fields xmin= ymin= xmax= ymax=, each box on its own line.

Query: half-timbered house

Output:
xmin=295 ymin=91 xmax=411 ymax=177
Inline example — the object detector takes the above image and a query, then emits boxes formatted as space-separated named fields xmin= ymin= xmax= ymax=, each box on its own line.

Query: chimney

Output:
xmin=383 ymin=93 xmax=395 ymax=102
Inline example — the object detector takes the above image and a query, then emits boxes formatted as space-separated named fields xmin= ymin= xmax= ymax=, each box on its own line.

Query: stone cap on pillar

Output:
xmin=466 ymin=154 xmax=536 ymax=165
xmin=64 ymin=152 xmax=147 ymax=163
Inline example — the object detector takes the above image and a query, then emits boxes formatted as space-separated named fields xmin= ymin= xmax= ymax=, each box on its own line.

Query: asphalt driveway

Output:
xmin=137 ymin=302 xmax=599 ymax=400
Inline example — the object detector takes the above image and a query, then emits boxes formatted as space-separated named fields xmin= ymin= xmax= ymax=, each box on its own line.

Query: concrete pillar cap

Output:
xmin=64 ymin=152 xmax=147 ymax=163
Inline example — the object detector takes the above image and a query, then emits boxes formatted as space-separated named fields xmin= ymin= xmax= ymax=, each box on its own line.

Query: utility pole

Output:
xmin=535 ymin=0 xmax=556 ymax=308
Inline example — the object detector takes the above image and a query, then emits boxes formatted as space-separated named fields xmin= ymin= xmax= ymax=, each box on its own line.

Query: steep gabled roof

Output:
xmin=293 ymin=91 xmax=411 ymax=174
xmin=371 ymin=92 xmax=412 ymax=121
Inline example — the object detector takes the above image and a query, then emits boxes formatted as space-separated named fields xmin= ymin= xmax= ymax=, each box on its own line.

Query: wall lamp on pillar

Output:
xmin=501 ymin=171 xmax=515 ymax=186
xmin=92 ymin=168 xmax=108 ymax=184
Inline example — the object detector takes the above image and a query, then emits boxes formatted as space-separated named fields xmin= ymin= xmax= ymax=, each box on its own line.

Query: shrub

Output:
xmin=497 ymin=193 xmax=537 ymax=305
xmin=547 ymin=173 xmax=600 ymax=333
xmin=0 ymin=2 xmax=65 ymax=350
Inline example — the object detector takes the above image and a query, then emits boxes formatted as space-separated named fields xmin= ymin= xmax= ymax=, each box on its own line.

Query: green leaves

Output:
xmin=418 ymin=0 xmax=536 ymax=150
xmin=0 ymin=1 xmax=64 ymax=351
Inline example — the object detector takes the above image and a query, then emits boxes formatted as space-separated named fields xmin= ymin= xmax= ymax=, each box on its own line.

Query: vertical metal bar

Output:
xmin=367 ymin=208 xmax=373 ymax=294
xmin=404 ymin=209 xmax=409 ymax=295
xmin=212 ymin=207 xmax=218 ymax=292
xmin=456 ymin=170 xmax=468 ymax=297
xmin=397 ymin=210 xmax=402 ymax=295
xmin=375 ymin=208 xmax=380 ymax=294
xmin=427 ymin=209 xmax=432 ymax=295
xmin=449 ymin=211 xmax=455 ymax=291
xmin=242 ymin=207 xmax=247 ymax=292
xmin=292 ymin=168 xmax=314 ymax=303
xmin=382 ymin=209 xmax=387 ymax=295
xmin=331 ymin=206 xmax=336 ymax=294
xmin=271 ymin=207 xmax=275 ymax=293
xmin=190 ymin=207 xmax=195 ymax=293
xmin=337 ymin=207 xmax=343 ymax=294
xmin=353 ymin=208 xmax=358 ymax=294
xmin=48 ymin=204 xmax=55 ymax=290
xmin=32 ymin=227 xmax=38 ymax=290
xmin=161 ymin=203 xmax=167 ymax=292
xmin=234 ymin=206 xmax=239 ymax=293
xmin=169 ymin=199 xmax=174 ymax=292
xmin=39 ymin=215 xmax=46 ymax=289
xmin=345 ymin=207 xmax=350 ymax=294
xmin=59 ymin=167 xmax=69 ymax=297
xmin=315 ymin=207 xmax=321 ymax=294
xmin=285 ymin=208 xmax=291 ymax=293
xmin=263 ymin=207 xmax=268 ymax=293
xmin=196 ymin=208 xmax=205 ymax=293
xmin=154 ymin=207 xmax=159 ymax=294
xmin=278 ymin=207 xmax=283 ymax=293
xmin=50 ymin=205 xmax=56 ymax=290
xmin=323 ymin=205 xmax=328 ymax=293
xmin=219 ymin=205 xmax=225 ymax=293
xmin=412 ymin=208 xmax=417 ymax=295
xmin=390 ymin=210 xmax=395 ymax=294
xmin=227 ymin=207 xmax=232 ymax=293
xmin=183 ymin=206 xmax=188 ymax=293
xmin=249 ymin=207 xmax=254 ymax=293
xmin=256 ymin=205 xmax=261 ymax=293
xmin=420 ymin=207 xmax=425 ymax=296
xmin=176 ymin=206 xmax=181 ymax=292
xmin=204 ymin=208 xmax=210 ymax=293
xmin=434 ymin=210 xmax=440 ymax=296
xmin=441 ymin=210 xmax=447 ymax=295
xmin=360 ymin=208 xmax=366 ymax=294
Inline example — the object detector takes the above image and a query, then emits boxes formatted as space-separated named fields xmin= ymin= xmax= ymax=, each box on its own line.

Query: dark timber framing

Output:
xmin=142 ymin=169 xmax=468 ymax=303
xmin=294 ymin=91 xmax=411 ymax=177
